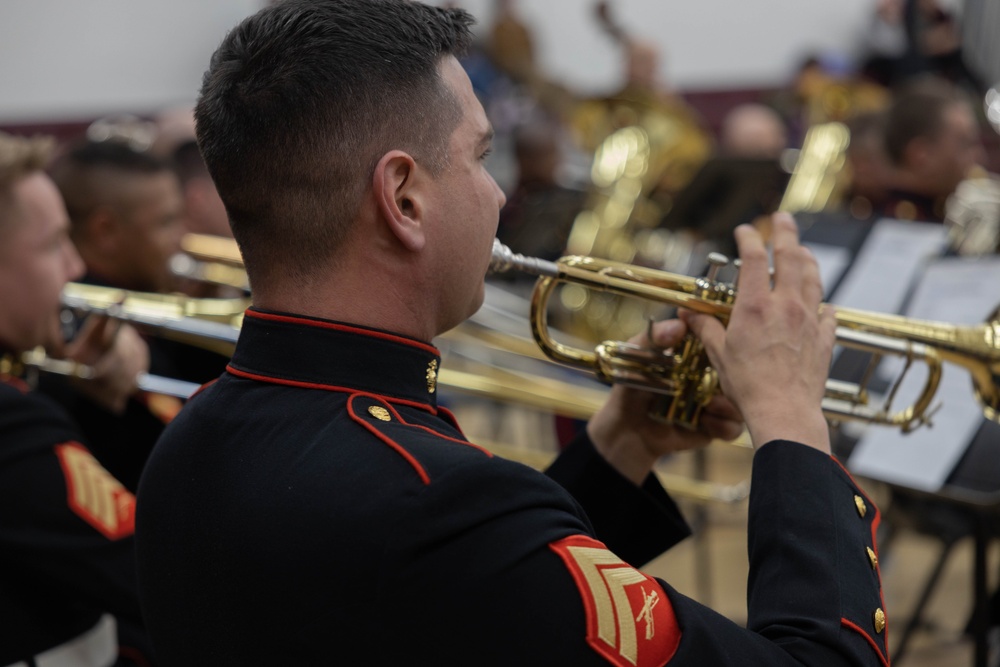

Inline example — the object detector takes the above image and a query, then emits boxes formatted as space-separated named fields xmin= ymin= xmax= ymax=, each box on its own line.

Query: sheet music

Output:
xmin=803 ymin=242 xmax=852 ymax=299
xmin=848 ymin=256 xmax=1000 ymax=491
xmin=829 ymin=219 xmax=948 ymax=311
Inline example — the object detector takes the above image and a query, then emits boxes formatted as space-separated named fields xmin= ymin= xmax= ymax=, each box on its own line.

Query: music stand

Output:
xmin=660 ymin=157 xmax=789 ymax=255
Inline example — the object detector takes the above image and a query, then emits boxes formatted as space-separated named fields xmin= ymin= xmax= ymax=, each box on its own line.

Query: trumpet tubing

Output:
xmin=489 ymin=240 xmax=1000 ymax=432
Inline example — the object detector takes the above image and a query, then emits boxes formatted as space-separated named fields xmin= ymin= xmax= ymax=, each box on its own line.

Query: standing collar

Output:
xmin=228 ymin=309 xmax=443 ymax=410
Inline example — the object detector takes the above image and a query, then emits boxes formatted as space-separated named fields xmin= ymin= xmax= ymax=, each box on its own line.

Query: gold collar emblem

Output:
xmin=426 ymin=359 xmax=438 ymax=394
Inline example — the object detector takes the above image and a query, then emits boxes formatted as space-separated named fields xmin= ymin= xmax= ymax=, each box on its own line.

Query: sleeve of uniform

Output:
xmin=544 ymin=431 xmax=691 ymax=566
xmin=745 ymin=440 xmax=889 ymax=665
xmin=0 ymin=387 xmax=144 ymax=626
xmin=375 ymin=438 xmax=887 ymax=667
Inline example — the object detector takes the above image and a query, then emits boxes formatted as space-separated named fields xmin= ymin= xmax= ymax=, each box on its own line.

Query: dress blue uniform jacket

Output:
xmin=0 ymin=371 xmax=151 ymax=665
xmin=136 ymin=308 xmax=889 ymax=666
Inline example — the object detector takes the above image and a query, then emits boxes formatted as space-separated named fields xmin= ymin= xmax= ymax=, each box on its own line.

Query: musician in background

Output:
xmin=881 ymin=77 xmax=985 ymax=222
xmin=718 ymin=103 xmax=789 ymax=161
xmin=0 ymin=131 xmax=153 ymax=666
xmin=44 ymin=139 xmax=227 ymax=491
xmin=50 ymin=140 xmax=184 ymax=295
xmin=843 ymin=110 xmax=895 ymax=220
xmin=136 ymin=1 xmax=889 ymax=664
xmin=496 ymin=121 xmax=585 ymax=263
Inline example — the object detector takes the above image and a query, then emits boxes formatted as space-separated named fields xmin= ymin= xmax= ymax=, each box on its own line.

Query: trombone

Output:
xmin=489 ymin=240 xmax=1000 ymax=434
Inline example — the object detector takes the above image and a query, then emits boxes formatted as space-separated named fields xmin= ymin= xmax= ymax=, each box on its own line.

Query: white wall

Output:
xmin=0 ymin=0 xmax=880 ymax=124
xmin=0 ymin=0 xmax=263 ymax=123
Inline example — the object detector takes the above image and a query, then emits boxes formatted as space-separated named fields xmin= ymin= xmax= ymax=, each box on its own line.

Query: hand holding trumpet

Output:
xmin=587 ymin=212 xmax=835 ymax=484
xmin=683 ymin=213 xmax=836 ymax=454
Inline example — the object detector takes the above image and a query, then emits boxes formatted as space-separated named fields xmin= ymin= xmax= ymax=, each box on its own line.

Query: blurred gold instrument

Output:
xmin=490 ymin=240 xmax=1000 ymax=433
xmin=778 ymin=122 xmax=851 ymax=215
xmin=171 ymin=233 xmax=249 ymax=292
xmin=61 ymin=282 xmax=246 ymax=357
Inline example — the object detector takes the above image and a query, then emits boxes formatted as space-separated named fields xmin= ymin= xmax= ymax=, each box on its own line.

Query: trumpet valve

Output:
xmin=705 ymin=252 xmax=729 ymax=282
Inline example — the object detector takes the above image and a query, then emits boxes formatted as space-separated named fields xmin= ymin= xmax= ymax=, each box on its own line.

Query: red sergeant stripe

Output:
xmin=225 ymin=365 xmax=436 ymax=414
xmin=347 ymin=395 xmax=430 ymax=485
xmin=245 ymin=310 xmax=439 ymax=355
xmin=841 ymin=618 xmax=891 ymax=667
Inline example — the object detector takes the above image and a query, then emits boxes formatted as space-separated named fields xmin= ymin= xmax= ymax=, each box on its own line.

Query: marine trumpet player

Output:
xmin=137 ymin=2 xmax=888 ymax=665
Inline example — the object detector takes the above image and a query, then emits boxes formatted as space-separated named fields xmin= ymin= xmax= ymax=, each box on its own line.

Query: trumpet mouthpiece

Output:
xmin=489 ymin=239 xmax=560 ymax=278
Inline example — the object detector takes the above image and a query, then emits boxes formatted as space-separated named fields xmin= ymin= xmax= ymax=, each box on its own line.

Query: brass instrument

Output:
xmin=489 ymin=240 xmax=1000 ymax=433
xmin=4 ymin=348 xmax=201 ymax=400
xmin=61 ymin=282 xmax=246 ymax=357
xmin=56 ymin=277 xmax=752 ymax=504
xmin=778 ymin=122 xmax=851 ymax=215
xmin=57 ymin=283 xmax=611 ymax=419
xmin=171 ymin=233 xmax=249 ymax=292
xmin=945 ymin=176 xmax=1000 ymax=256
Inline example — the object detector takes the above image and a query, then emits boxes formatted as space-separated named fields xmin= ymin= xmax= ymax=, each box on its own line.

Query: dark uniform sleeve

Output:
xmin=372 ymin=438 xmax=887 ymax=667
xmin=0 ymin=383 xmax=150 ymax=664
xmin=545 ymin=431 xmax=692 ymax=566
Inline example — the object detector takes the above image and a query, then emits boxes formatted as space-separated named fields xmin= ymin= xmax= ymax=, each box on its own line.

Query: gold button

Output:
xmin=368 ymin=406 xmax=391 ymax=421
xmin=867 ymin=547 xmax=878 ymax=569
xmin=873 ymin=608 xmax=886 ymax=634
xmin=854 ymin=495 xmax=867 ymax=518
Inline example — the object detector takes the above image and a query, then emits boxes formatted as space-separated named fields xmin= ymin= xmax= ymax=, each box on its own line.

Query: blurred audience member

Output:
xmin=860 ymin=0 xmax=983 ymax=93
xmin=882 ymin=78 xmax=985 ymax=222
xmin=844 ymin=110 xmax=895 ymax=219
xmin=719 ymin=104 xmax=789 ymax=160
xmin=488 ymin=0 xmax=535 ymax=85
xmin=497 ymin=122 xmax=584 ymax=263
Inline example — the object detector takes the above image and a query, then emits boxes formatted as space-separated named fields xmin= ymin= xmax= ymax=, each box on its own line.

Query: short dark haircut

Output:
xmin=884 ymin=79 xmax=967 ymax=166
xmin=195 ymin=0 xmax=474 ymax=285
xmin=49 ymin=139 xmax=173 ymax=231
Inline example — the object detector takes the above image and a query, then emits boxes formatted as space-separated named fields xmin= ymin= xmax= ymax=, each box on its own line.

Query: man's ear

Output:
xmin=373 ymin=150 xmax=425 ymax=252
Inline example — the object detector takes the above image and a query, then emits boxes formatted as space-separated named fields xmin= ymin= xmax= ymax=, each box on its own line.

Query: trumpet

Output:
xmin=489 ymin=240 xmax=1000 ymax=433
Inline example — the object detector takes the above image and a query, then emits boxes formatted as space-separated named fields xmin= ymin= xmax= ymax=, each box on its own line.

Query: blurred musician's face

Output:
xmin=0 ymin=173 xmax=85 ymax=353
xmin=111 ymin=171 xmax=185 ymax=293
xmin=926 ymin=102 xmax=985 ymax=196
